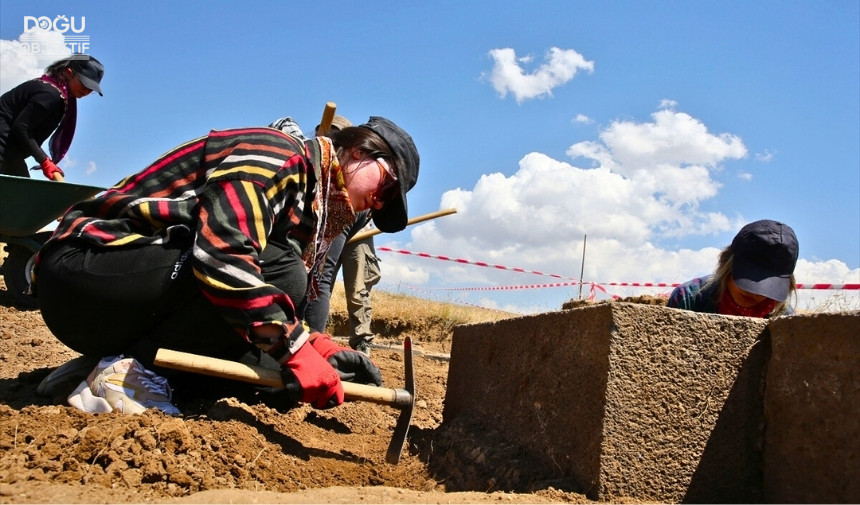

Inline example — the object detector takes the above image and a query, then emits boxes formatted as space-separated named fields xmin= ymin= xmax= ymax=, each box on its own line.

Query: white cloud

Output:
xmin=485 ymin=47 xmax=594 ymax=103
xmin=793 ymin=259 xmax=860 ymax=311
xmin=0 ymin=31 xmax=70 ymax=93
xmin=566 ymin=108 xmax=749 ymax=213
xmin=794 ymin=258 xmax=860 ymax=285
xmin=403 ymin=105 xmax=744 ymax=273
xmin=56 ymin=154 xmax=98 ymax=176
xmin=659 ymin=99 xmax=678 ymax=109
xmin=574 ymin=109 xmax=748 ymax=172
xmin=755 ymin=149 xmax=775 ymax=162
xmin=378 ymin=254 xmax=429 ymax=286
xmin=737 ymin=172 xmax=753 ymax=181
xmin=60 ymin=156 xmax=78 ymax=172
xmin=574 ymin=114 xmax=592 ymax=124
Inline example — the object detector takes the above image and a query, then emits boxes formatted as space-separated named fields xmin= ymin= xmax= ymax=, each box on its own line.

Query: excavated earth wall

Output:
xmin=763 ymin=311 xmax=859 ymax=503
xmin=443 ymin=303 xmax=859 ymax=503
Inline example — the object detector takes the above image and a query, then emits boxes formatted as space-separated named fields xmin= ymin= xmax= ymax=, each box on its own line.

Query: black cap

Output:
xmin=68 ymin=54 xmax=104 ymax=96
xmin=359 ymin=116 xmax=419 ymax=232
xmin=730 ymin=219 xmax=799 ymax=301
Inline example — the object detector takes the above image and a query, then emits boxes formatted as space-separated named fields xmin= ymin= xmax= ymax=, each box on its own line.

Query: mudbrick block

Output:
xmin=444 ymin=302 xmax=770 ymax=502
xmin=763 ymin=311 xmax=859 ymax=503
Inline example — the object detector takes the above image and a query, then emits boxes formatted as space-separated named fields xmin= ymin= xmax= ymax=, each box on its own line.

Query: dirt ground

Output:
xmin=0 ymin=275 xmax=598 ymax=504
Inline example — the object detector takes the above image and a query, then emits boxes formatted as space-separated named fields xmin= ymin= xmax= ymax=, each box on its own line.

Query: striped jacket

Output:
xmin=38 ymin=127 xmax=329 ymax=347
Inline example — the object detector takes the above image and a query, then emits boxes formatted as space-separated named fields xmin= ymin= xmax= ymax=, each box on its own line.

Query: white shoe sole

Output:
xmin=67 ymin=379 xmax=114 ymax=414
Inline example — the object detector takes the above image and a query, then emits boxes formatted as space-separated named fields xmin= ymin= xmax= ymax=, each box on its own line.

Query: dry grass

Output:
xmin=326 ymin=283 xmax=516 ymax=352
xmin=796 ymin=292 xmax=860 ymax=313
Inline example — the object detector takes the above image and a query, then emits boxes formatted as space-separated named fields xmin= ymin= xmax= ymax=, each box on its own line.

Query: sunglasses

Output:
xmin=371 ymin=158 xmax=400 ymax=204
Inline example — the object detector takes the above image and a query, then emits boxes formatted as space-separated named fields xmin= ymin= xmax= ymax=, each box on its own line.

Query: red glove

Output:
xmin=282 ymin=340 xmax=343 ymax=409
xmin=40 ymin=159 xmax=64 ymax=180
xmin=310 ymin=333 xmax=382 ymax=386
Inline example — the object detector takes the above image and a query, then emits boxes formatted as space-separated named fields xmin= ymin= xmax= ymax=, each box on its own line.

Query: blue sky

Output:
xmin=2 ymin=1 xmax=858 ymax=313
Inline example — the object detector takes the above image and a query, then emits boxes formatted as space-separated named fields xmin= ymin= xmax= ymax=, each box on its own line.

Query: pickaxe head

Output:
xmin=384 ymin=336 xmax=414 ymax=464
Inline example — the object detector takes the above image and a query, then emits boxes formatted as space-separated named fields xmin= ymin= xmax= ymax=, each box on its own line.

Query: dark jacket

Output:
xmin=0 ymin=79 xmax=65 ymax=176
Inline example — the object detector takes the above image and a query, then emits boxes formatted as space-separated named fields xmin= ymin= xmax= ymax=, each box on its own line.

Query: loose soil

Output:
xmin=0 ymin=275 xmax=602 ymax=504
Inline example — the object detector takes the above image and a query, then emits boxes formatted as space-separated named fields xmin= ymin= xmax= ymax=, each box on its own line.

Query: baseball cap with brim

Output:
xmin=730 ymin=219 xmax=798 ymax=301
xmin=359 ymin=116 xmax=419 ymax=233
xmin=68 ymin=54 xmax=104 ymax=96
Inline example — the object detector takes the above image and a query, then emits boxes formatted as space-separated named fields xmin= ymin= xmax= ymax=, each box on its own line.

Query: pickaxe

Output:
xmin=153 ymin=336 xmax=415 ymax=464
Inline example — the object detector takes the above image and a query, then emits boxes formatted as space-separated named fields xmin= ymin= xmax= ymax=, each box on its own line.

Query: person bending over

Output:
xmin=667 ymin=219 xmax=798 ymax=318
xmin=0 ymin=54 xmax=104 ymax=179
xmin=35 ymin=116 xmax=419 ymax=415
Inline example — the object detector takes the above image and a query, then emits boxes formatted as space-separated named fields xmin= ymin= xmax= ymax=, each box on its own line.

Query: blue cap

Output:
xmin=731 ymin=219 xmax=798 ymax=300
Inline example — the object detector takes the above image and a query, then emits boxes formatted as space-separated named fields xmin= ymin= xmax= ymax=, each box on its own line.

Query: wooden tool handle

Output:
xmin=317 ymin=102 xmax=337 ymax=136
xmin=154 ymin=348 xmax=409 ymax=407
xmin=348 ymin=208 xmax=457 ymax=243
xmin=51 ymin=172 xmax=65 ymax=182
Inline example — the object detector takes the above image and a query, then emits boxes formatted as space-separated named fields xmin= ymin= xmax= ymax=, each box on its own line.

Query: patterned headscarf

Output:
xmin=302 ymin=138 xmax=356 ymax=301
xmin=269 ymin=116 xmax=307 ymax=140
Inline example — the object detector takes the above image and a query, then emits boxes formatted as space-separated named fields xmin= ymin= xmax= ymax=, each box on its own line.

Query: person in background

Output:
xmin=0 ymin=54 xmax=104 ymax=179
xmin=666 ymin=219 xmax=798 ymax=317
xmin=337 ymin=224 xmax=381 ymax=355
xmin=316 ymin=114 xmax=353 ymax=138
xmin=300 ymin=210 xmax=371 ymax=338
xmin=35 ymin=116 xmax=419 ymax=416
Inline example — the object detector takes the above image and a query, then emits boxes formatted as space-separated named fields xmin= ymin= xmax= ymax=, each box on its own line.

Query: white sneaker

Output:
xmin=67 ymin=355 xmax=182 ymax=416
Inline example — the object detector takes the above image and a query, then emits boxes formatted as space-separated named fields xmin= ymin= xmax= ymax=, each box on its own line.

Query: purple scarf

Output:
xmin=38 ymin=74 xmax=77 ymax=163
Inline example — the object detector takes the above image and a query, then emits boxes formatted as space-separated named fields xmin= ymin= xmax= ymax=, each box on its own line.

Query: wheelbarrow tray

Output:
xmin=0 ymin=175 xmax=105 ymax=236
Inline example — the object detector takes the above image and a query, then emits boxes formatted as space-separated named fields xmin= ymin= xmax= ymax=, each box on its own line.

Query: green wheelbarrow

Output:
xmin=0 ymin=174 xmax=105 ymax=309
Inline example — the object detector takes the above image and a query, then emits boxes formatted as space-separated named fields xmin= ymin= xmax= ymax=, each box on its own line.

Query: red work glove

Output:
xmin=281 ymin=340 xmax=343 ymax=409
xmin=40 ymin=159 xmax=64 ymax=180
xmin=310 ymin=333 xmax=383 ymax=386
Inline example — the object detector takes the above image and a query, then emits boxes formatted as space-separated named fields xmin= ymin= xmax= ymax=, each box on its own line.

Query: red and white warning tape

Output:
xmin=406 ymin=281 xmax=607 ymax=302
xmin=424 ymin=281 xmax=584 ymax=291
xmin=377 ymin=246 xmax=860 ymax=290
xmin=795 ymin=283 xmax=860 ymax=290
xmin=378 ymin=246 xmax=571 ymax=279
